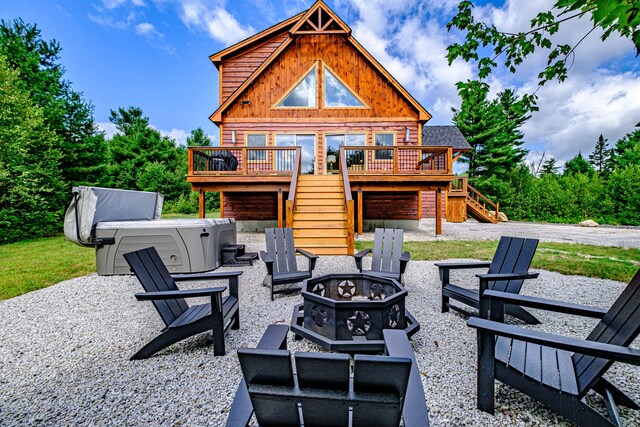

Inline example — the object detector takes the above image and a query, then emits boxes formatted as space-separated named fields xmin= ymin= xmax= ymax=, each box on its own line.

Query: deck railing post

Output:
xmin=447 ymin=147 xmax=453 ymax=174
xmin=242 ymin=148 xmax=248 ymax=175
xmin=393 ymin=147 xmax=398 ymax=174
xmin=188 ymin=148 xmax=194 ymax=175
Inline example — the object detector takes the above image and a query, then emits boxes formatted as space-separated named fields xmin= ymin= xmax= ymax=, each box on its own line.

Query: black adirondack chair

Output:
xmin=353 ymin=228 xmax=410 ymax=283
xmin=227 ymin=326 xmax=428 ymax=427
xmin=123 ymin=247 xmax=242 ymax=359
xmin=436 ymin=236 xmax=540 ymax=324
xmin=468 ymin=268 xmax=640 ymax=426
xmin=260 ymin=228 xmax=318 ymax=301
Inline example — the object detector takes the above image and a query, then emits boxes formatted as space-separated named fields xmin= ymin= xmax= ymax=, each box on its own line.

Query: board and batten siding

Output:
xmin=223 ymin=34 xmax=420 ymax=121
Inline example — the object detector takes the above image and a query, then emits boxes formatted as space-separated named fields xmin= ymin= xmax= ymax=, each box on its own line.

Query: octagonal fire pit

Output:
xmin=290 ymin=273 xmax=420 ymax=352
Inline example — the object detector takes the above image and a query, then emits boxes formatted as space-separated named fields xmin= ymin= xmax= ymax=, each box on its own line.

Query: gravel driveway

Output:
xmin=1 ymin=232 xmax=639 ymax=426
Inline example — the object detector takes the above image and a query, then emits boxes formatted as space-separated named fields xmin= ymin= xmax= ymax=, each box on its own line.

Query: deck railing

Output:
xmin=285 ymin=148 xmax=302 ymax=228
xmin=339 ymin=148 xmax=355 ymax=251
xmin=188 ymin=147 xmax=300 ymax=175
xmin=341 ymin=146 xmax=452 ymax=175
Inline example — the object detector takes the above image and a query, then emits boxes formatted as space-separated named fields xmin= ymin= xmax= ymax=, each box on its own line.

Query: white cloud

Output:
xmin=135 ymin=22 xmax=163 ymax=38
xmin=157 ymin=128 xmax=190 ymax=146
xmin=101 ymin=0 xmax=145 ymax=9
xmin=96 ymin=122 xmax=119 ymax=139
xmin=177 ymin=0 xmax=254 ymax=45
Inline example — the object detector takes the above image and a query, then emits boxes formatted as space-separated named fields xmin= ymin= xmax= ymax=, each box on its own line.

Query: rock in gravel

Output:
xmin=579 ymin=219 xmax=599 ymax=227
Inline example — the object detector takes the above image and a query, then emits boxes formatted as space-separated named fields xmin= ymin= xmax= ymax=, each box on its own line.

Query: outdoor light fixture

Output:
xmin=239 ymin=100 xmax=252 ymax=105
xmin=404 ymin=127 xmax=410 ymax=142
xmin=231 ymin=130 xmax=237 ymax=143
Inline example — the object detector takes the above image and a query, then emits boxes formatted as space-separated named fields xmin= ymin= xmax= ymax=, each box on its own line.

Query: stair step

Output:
xmin=294 ymin=228 xmax=348 ymax=237
xmin=293 ymin=212 xmax=347 ymax=221
xmin=296 ymin=198 xmax=343 ymax=206
xmin=298 ymin=180 xmax=343 ymax=187
xmin=295 ymin=205 xmax=346 ymax=213
xmin=297 ymin=246 xmax=351 ymax=255
xmin=296 ymin=186 xmax=344 ymax=194
xmin=295 ymin=237 xmax=348 ymax=245
xmin=293 ymin=220 xmax=348 ymax=229
xmin=298 ymin=175 xmax=342 ymax=181
xmin=297 ymin=192 xmax=343 ymax=199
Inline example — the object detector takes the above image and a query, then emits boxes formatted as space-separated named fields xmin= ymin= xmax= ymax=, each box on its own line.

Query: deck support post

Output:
xmin=219 ymin=192 xmax=224 ymax=218
xmin=357 ymin=188 xmax=363 ymax=235
xmin=278 ymin=188 xmax=283 ymax=228
xmin=198 ymin=188 xmax=205 ymax=218
xmin=435 ymin=187 xmax=442 ymax=235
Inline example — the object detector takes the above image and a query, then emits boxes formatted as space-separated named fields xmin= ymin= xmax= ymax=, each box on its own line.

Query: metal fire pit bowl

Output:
xmin=290 ymin=273 xmax=420 ymax=352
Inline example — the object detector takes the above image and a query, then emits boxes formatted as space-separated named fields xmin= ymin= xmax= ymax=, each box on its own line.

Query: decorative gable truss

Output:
xmin=290 ymin=0 xmax=350 ymax=35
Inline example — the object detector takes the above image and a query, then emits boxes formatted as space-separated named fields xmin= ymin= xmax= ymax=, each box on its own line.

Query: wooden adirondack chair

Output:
xmin=353 ymin=228 xmax=410 ymax=283
xmin=436 ymin=236 xmax=540 ymax=324
xmin=260 ymin=228 xmax=318 ymax=301
xmin=227 ymin=327 xmax=428 ymax=427
xmin=468 ymin=268 xmax=640 ymax=426
xmin=123 ymin=247 xmax=242 ymax=359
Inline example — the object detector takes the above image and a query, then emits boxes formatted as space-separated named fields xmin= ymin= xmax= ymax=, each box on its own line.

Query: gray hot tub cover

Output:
xmin=64 ymin=186 xmax=164 ymax=246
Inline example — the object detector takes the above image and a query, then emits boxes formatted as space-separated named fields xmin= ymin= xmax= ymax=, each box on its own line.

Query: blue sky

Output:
xmin=2 ymin=0 xmax=639 ymax=165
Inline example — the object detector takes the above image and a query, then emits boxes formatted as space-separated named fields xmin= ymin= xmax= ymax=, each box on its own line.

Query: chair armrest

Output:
xmin=172 ymin=271 xmax=243 ymax=282
xmin=399 ymin=251 xmax=410 ymax=275
xmin=135 ymin=286 xmax=226 ymax=300
xmin=260 ymin=251 xmax=274 ymax=276
xmin=296 ymin=248 xmax=318 ymax=272
xmin=476 ymin=272 xmax=539 ymax=281
xmin=482 ymin=290 xmax=607 ymax=318
xmin=468 ymin=317 xmax=640 ymax=365
xmin=353 ymin=248 xmax=371 ymax=271
xmin=435 ymin=261 xmax=491 ymax=270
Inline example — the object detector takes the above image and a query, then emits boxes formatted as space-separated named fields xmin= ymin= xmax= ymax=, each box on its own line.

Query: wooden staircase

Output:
xmin=292 ymin=175 xmax=350 ymax=255
xmin=448 ymin=178 xmax=499 ymax=224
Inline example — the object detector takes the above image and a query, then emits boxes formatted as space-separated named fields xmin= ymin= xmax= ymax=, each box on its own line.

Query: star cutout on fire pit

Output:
xmin=338 ymin=280 xmax=356 ymax=299
xmin=311 ymin=305 xmax=328 ymax=327
xmin=369 ymin=283 xmax=386 ymax=300
xmin=347 ymin=310 xmax=371 ymax=336
xmin=312 ymin=283 xmax=325 ymax=297
xmin=387 ymin=304 xmax=401 ymax=328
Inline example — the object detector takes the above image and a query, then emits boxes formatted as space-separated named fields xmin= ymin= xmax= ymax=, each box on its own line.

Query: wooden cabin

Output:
xmin=187 ymin=0 xmax=493 ymax=255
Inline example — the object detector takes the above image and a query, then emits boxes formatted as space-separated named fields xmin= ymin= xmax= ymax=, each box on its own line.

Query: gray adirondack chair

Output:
xmin=123 ymin=247 xmax=241 ymax=359
xmin=469 ymin=268 xmax=640 ymax=426
xmin=227 ymin=326 xmax=428 ymax=427
xmin=436 ymin=236 xmax=540 ymax=324
xmin=353 ymin=228 xmax=410 ymax=283
xmin=260 ymin=228 xmax=318 ymax=301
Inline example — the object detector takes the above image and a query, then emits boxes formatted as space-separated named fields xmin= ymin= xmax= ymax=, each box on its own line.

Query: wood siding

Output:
xmin=221 ymin=33 xmax=288 ymax=104
xmin=223 ymin=34 xmax=420 ymax=121
xmin=421 ymin=191 xmax=446 ymax=218
xmin=223 ymin=192 xmax=279 ymax=220
xmin=363 ymin=192 xmax=418 ymax=220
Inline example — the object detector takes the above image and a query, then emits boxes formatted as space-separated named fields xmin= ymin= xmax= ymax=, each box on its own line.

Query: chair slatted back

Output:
xmin=487 ymin=236 xmax=539 ymax=293
xmin=238 ymin=349 xmax=411 ymax=427
xmin=265 ymin=228 xmax=298 ymax=275
xmin=370 ymin=228 xmax=404 ymax=274
xmin=295 ymin=352 xmax=351 ymax=427
xmin=573 ymin=269 xmax=640 ymax=395
xmin=352 ymin=354 xmax=412 ymax=426
xmin=123 ymin=247 xmax=188 ymax=327
xmin=237 ymin=348 xmax=298 ymax=427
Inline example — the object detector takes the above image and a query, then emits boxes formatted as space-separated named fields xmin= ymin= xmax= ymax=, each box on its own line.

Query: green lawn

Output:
xmin=1 ymin=236 xmax=637 ymax=301
xmin=355 ymin=240 xmax=640 ymax=283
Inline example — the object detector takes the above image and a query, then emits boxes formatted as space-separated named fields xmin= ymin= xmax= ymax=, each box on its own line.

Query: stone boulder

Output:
xmin=579 ymin=219 xmax=599 ymax=227
xmin=489 ymin=210 xmax=508 ymax=222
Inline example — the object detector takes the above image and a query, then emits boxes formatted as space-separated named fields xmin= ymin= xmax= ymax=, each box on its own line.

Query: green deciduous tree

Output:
xmin=0 ymin=55 xmax=65 ymax=243
xmin=611 ymin=128 xmax=640 ymax=169
xmin=0 ymin=18 xmax=107 ymax=187
xmin=446 ymin=1 xmax=640 ymax=108
xmin=563 ymin=152 xmax=595 ymax=176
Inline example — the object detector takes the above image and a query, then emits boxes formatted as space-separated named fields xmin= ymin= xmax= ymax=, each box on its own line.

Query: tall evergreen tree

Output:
xmin=453 ymin=80 xmax=529 ymax=180
xmin=186 ymin=127 xmax=213 ymax=146
xmin=0 ymin=55 xmax=65 ymax=243
xmin=611 ymin=128 xmax=640 ymax=170
xmin=588 ymin=134 xmax=612 ymax=176
xmin=540 ymin=157 xmax=559 ymax=175
xmin=0 ymin=18 xmax=107 ymax=187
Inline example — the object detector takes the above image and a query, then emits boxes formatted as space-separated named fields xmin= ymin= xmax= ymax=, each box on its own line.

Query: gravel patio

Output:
xmin=1 ymin=223 xmax=640 ymax=426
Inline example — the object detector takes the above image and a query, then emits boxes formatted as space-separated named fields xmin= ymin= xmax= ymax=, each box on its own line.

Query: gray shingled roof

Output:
xmin=422 ymin=125 xmax=471 ymax=150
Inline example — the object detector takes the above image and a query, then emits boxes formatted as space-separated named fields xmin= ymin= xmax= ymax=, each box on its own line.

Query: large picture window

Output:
xmin=325 ymin=133 xmax=366 ymax=172
xmin=374 ymin=133 xmax=395 ymax=160
xmin=323 ymin=66 xmax=364 ymax=107
xmin=246 ymin=133 xmax=267 ymax=162
xmin=276 ymin=67 xmax=317 ymax=108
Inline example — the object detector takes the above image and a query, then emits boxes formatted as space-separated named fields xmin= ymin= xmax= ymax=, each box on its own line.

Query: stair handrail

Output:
xmin=466 ymin=181 xmax=499 ymax=221
xmin=340 ymin=147 xmax=355 ymax=253
xmin=286 ymin=147 xmax=302 ymax=228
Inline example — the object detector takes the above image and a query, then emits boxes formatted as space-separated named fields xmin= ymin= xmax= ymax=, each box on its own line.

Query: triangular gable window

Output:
xmin=323 ymin=66 xmax=364 ymax=107
xmin=277 ymin=68 xmax=316 ymax=107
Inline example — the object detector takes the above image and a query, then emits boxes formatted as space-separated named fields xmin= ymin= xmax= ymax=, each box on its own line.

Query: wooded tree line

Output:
xmin=453 ymin=80 xmax=640 ymax=225
xmin=0 ymin=19 xmax=215 ymax=244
